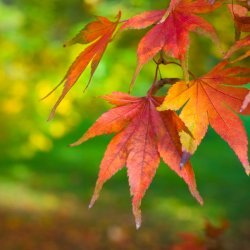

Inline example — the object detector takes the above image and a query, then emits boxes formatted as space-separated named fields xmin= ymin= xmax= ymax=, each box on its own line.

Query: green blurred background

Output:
xmin=0 ymin=0 xmax=249 ymax=249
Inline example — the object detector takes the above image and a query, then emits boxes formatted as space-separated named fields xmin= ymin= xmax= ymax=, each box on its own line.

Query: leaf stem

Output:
xmin=231 ymin=51 xmax=250 ymax=63
xmin=147 ymin=64 xmax=160 ymax=96
xmin=180 ymin=56 xmax=190 ymax=84
xmin=149 ymin=60 xmax=181 ymax=95
xmin=161 ymin=61 xmax=196 ymax=80
xmin=119 ymin=19 xmax=128 ymax=24
xmin=231 ymin=0 xmax=241 ymax=40
xmin=150 ymin=78 xmax=181 ymax=95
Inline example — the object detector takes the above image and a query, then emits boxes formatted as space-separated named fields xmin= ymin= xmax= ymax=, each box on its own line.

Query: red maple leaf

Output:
xmin=205 ymin=220 xmax=229 ymax=239
xmin=241 ymin=91 xmax=250 ymax=112
xmin=71 ymin=92 xmax=203 ymax=228
xmin=122 ymin=0 xmax=220 ymax=86
xmin=224 ymin=35 xmax=250 ymax=114
xmin=224 ymin=35 xmax=250 ymax=62
xmin=228 ymin=3 xmax=250 ymax=39
xmin=170 ymin=219 xmax=229 ymax=250
xmin=44 ymin=12 xmax=121 ymax=120
xmin=170 ymin=233 xmax=206 ymax=250
xmin=158 ymin=60 xmax=250 ymax=173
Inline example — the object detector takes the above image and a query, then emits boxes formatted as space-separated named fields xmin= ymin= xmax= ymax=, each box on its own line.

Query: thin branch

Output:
xmin=148 ymin=78 xmax=181 ymax=95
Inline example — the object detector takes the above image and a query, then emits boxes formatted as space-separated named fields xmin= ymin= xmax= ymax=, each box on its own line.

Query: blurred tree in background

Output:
xmin=0 ymin=0 xmax=249 ymax=249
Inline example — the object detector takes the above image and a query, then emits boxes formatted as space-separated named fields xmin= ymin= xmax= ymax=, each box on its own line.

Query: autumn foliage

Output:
xmin=170 ymin=220 xmax=229 ymax=250
xmin=45 ymin=0 xmax=250 ymax=228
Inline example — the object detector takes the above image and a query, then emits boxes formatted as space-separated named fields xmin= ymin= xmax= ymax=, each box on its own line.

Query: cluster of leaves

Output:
xmin=45 ymin=0 xmax=250 ymax=228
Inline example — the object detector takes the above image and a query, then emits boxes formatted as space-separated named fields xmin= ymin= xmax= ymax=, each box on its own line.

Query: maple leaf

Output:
xmin=224 ymin=35 xmax=250 ymax=62
xmin=170 ymin=219 xmax=229 ymax=250
xmin=205 ymin=219 xmax=229 ymax=239
xmin=158 ymin=60 xmax=250 ymax=174
xmin=224 ymin=34 xmax=250 ymax=100
xmin=241 ymin=91 xmax=250 ymax=112
xmin=70 ymin=92 xmax=203 ymax=228
xmin=170 ymin=233 xmax=206 ymax=250
xmin=228 ymin=3 xmax=250 ymax=40
xmin=122 ymin=0 xmax=220 ymax=87
xmin=45 ymin=12 xmax=121 ymax=120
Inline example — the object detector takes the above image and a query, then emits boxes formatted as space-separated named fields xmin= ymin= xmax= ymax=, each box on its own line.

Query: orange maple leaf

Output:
xmin=122 ymin=0 xmax=220 ymax=87
xmin=45 ymin=12 xmax=121 ymax=120
xmin=158 ymin=60 xmax=250 ymax=174
xmin=71 ymin=92 xmax=202 ymax=228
